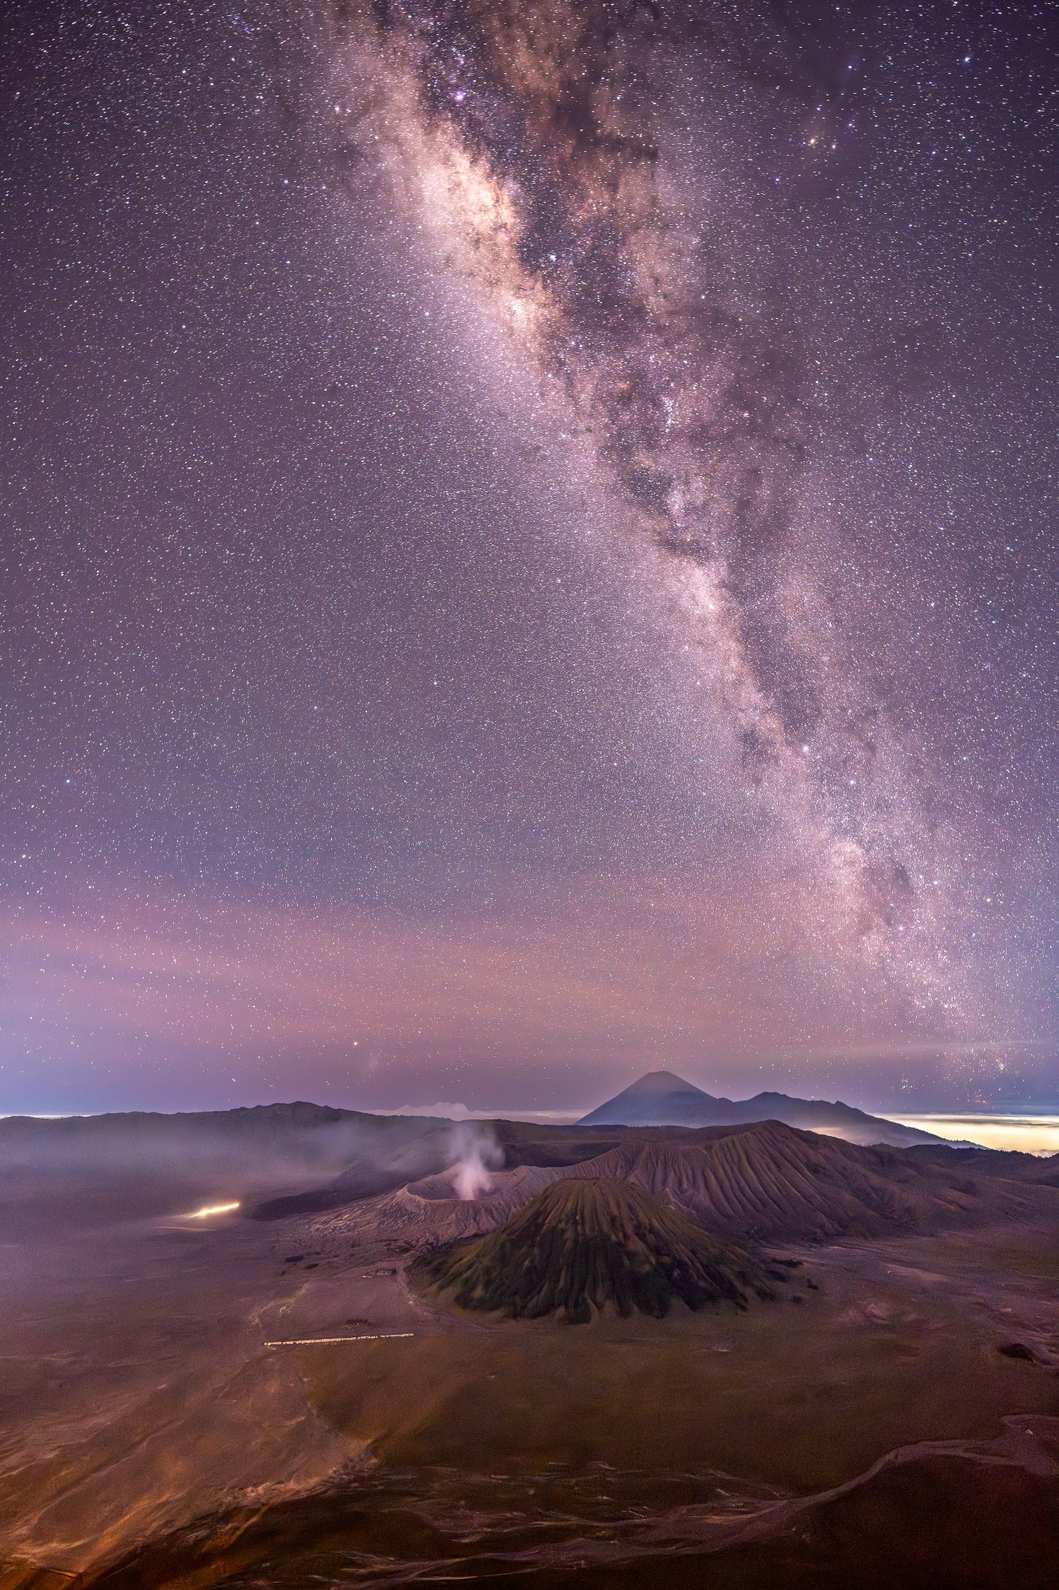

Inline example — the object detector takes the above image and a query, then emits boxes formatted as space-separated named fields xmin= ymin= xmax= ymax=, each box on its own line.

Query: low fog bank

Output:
xmin=0 ymin=1104 xmax=544 ymax=1236
xmin=0 ymin=1102 xmax=622 ymax=1235
xmin=249 ymin=1119 xmax=508 ymax=1219
xmin=0 ymin=1102 xmax=455 ymax=1234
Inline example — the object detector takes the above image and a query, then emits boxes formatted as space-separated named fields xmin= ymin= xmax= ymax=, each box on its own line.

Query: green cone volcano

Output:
xmin=414 ymin=1177 xmax=786 ymax=1324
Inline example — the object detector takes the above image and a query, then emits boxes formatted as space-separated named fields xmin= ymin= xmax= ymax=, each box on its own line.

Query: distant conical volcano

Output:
xmin=413 ymin=1177 xmax=786 ymax=1324
xmin=578 ymin=1070 xmax=943 ymax=1147
xmin=577 ymin=1069 xmax=721 ymax=1127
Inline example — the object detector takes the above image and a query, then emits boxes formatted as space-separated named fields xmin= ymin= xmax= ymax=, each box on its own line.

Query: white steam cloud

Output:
xmin=448 ymin=1122 xmax=504 ymax=1201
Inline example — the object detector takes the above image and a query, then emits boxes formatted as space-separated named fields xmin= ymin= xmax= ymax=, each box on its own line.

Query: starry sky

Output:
xmin=1 ymin=0 xmax=1055 ymax=1118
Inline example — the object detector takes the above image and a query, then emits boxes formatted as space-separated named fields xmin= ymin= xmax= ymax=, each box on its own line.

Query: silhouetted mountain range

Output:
xmin=578 ymin=1069 xmax=944 ymax=1147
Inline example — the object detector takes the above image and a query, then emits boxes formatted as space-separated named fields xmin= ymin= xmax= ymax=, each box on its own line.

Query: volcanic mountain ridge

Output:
xmin=557 ymin=1123 xmax=1024 ymax=1243
xmin=325 ymin=1119 xmax=1046 ymax=1249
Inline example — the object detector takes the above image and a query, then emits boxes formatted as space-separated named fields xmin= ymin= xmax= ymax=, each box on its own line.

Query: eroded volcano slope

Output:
xmin=562 ymin=1123 xmax=1037 ymax=1243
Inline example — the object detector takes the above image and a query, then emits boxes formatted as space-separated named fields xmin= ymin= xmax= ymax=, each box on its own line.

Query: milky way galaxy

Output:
xmin=322 ymin=0 xmax=1053 ymax=1051
xmin=1 ymin=0 xmax=1054 ymax=1114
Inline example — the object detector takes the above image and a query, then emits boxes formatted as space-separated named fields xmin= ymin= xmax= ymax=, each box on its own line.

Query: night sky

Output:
xmin=1 ymin=0 xmax=1055 ymax=1117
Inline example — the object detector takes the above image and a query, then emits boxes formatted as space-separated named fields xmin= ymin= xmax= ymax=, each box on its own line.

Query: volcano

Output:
xmin=576 ymin=1069 xmax=722 ymax=1126
xmin=413 ymin=1177 xmax=787 ymax=1324
xmin=560 ymin=1122 xmax=1032 ymax=1242
xmin=329 ymin=1118 xmax=1043 ymax=1251
xmin=578 ymin=1070 xmax=944 ymax=1147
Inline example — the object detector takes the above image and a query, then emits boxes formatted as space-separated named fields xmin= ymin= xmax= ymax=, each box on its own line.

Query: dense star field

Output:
xmin=0 ymin=0 xmax=1055 ymax=1114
